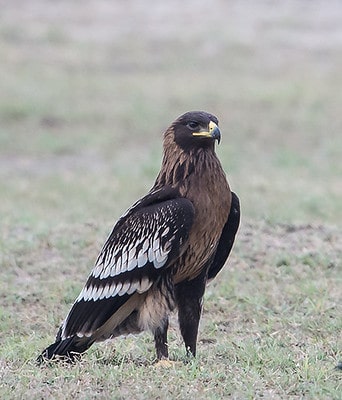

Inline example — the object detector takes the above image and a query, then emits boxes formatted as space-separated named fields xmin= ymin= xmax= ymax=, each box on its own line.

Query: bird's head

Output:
xmin=155 ymin=111 xmax=223 ymax=189
xmin=167 ymin=111 xmax=221 ymax=152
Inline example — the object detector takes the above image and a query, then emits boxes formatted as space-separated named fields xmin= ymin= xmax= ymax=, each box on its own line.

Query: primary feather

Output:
xmin=38 ymin=111 xmax=240 ymax=363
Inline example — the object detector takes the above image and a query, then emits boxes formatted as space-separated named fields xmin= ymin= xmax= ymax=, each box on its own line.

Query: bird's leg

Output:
xmin=154 ymin=317 xmax=169 ymax=360
xmin=175 ymin=272 xmax=207 ymax=357
xmin=178 ymin=299 xmax=201 ymax=357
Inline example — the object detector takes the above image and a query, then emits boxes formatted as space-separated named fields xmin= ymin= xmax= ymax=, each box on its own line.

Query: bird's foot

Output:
xmin=154 ymin=358 xmax=181 ymax=368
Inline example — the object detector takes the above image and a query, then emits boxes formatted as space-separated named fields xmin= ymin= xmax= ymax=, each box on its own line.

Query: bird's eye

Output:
xmin=187 ymin=121 xmax=199 ymax=130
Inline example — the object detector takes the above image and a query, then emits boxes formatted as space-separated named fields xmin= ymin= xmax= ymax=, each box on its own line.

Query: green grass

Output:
xmin=1 ymin=222 xmax=341 ymax=399
xmin=0 ymin=1 xmax=341 ymax=399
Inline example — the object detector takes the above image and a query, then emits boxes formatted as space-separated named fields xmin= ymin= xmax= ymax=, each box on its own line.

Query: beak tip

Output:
xmin=211 ymin=126 xmax=221 ymax=144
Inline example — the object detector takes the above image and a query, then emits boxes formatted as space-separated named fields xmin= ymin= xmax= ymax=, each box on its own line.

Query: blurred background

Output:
xmin=1 ymin=0 xmax=341 ymax=230
xmin=1 ymin=4 xmax=341 ymax=397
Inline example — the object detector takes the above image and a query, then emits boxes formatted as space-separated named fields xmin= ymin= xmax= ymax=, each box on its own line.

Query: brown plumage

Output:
xmin=38 ymin=111 xmax=240 ymax=363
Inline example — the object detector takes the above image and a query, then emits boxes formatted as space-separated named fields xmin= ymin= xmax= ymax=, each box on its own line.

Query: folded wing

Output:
xmin=60 ymin=187 xmax=195 ymax=341
xmin=207 ymin=192 xmax=240 ymax=280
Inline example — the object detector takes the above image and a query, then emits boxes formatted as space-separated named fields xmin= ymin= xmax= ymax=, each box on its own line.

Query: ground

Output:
xmin=0 ymin=1 xmax=341 ymax=399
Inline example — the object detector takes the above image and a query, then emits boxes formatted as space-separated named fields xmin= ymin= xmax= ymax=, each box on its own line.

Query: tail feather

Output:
xmin=37 ymin=336 xmax=93 ymax=364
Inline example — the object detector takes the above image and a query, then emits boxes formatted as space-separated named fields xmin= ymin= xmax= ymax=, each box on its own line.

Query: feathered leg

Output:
xmin=154 ymin=317 xmax=169 ymax=359
xmin=175 ymin=271 xmax=207 ymax=357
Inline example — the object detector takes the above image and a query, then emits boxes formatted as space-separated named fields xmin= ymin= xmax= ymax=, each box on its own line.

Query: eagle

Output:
xmin=38 ymin=111 xmax=240 ymax=362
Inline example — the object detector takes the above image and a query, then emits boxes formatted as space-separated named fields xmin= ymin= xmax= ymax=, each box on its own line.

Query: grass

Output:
xmin=1 ymin=221 xmax=341 ymax=399
xmin=0 ymin=1 xmax=341 ymax=399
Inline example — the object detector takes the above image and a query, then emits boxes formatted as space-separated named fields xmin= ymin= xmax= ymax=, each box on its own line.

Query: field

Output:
xmin=0 ymin=1 xmax=341 ymax=399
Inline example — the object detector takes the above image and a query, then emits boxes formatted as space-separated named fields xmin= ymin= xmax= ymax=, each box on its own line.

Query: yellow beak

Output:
xmin=192 ymin=121 xmax=221 ymax=143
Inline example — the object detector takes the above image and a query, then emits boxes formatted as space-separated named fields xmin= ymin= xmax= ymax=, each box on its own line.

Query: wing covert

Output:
xmin=61 ymin=191 xmax=194 ymax=339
